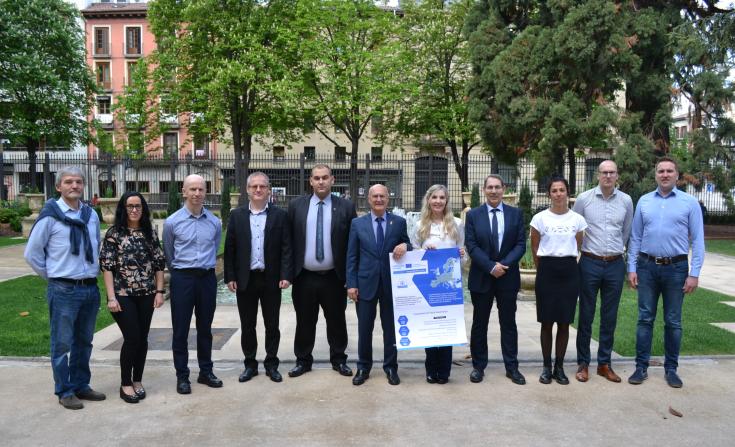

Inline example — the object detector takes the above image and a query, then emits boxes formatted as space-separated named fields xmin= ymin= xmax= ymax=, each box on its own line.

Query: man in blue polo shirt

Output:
xmin=163 ymin=174 xmax=223 ymax=394
xmin=627 ymin=157 xmax=704 ymax=388
xmin=25 ymin=166 xmax=106 ymax=410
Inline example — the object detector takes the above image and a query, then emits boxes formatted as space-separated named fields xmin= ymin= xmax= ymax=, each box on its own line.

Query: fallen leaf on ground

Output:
xmin=669 ymin=406 xmax=683 ymax=418
xmin=19 ymin=311 xmax=30 ymax=317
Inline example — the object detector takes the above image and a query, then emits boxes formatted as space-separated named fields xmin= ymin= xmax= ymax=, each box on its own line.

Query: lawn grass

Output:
xmin=573 ymin=285 xmax=735 ymax=357
xmin=0 ymin=275 xmax=115 ymax=357
xmin=705 ymin=239 xmax=735 ymax=257
xmin=0 ymin=236 xmax=27 ymax=247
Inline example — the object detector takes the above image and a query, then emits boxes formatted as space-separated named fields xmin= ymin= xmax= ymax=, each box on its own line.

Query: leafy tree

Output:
xmin=117 ymin=0 xmax=302 ymax=194
xmin=294 ymin=0 xmax=407 ymax=198
xmin=0 ymin=0 xmax=97 ymax=191
xmin=393 ymin=0 xmax=480 ymax=203
xmin=465 ymin=0 xmax=634 ymax=195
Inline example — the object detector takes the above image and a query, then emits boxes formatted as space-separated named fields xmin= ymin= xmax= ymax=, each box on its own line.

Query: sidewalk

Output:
xmin=0 ymin=243 xmax=33 ymax=283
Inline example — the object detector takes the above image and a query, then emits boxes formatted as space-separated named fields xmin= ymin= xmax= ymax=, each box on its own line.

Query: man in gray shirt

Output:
xmin=572 ymin=160 xmax=633 ymax=383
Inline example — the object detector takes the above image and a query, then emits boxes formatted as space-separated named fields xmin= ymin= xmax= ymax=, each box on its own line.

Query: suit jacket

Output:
xmin=288 ymin=194 xmax=356 ymax=281
xmin=346 ymin=212 xmax=412 ymax=301
xmin=223 ymin=203 xmax=293 ymax=290
xmin=465 ymin=203 xmax=526 ymax=293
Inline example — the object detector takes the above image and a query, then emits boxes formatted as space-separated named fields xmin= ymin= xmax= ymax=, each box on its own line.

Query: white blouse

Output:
xmin=530 ymin=209 xmax=587 ymax=257
xmin=411 ymin=217 xmax=465 ymax=253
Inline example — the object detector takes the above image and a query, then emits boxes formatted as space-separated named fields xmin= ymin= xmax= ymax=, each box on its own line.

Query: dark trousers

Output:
xmin=425 ymin=347 xmax=452 ymax=379
xmin=292 ymin=269 xmax=348 ymax=366
xmin=170 ymin=269 xmax=217 ymax=379
xmin=576 ymin=256 xmax=625 ymax=366
xmin=355 ymin=287 xmax=397 ymax=373
xmin=111 ymin=294 xmax=155 ymax=386
xmin=236 ymin=271 xmax=281 ymax=370
xmin=470 ymin=287 xmax=519 ymax=372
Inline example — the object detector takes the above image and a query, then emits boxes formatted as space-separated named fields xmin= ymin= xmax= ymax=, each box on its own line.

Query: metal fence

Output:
xmin=1 ymin=150 xmax=733 ymax=215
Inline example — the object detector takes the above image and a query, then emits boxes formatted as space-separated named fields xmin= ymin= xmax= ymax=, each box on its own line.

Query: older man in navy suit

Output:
xmin=465 ymin=174 xmax=527 ymax=385
xmin=347 ymin=184 xmax=411 ymax=386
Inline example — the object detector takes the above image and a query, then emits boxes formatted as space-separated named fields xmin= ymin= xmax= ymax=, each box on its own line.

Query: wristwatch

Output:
xmin=155 ymin=289 xmax=166 ymax=294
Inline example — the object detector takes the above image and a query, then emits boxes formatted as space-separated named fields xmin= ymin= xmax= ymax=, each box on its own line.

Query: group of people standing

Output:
xmin=24 ymin=156 xmax=704 ymax=410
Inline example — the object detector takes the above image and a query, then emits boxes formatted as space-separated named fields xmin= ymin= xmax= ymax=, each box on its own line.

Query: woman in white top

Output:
xmin=410 ymin=184 xmax=465 ymax=384
xmin=530 ymin=177 xmax=587 ymax=385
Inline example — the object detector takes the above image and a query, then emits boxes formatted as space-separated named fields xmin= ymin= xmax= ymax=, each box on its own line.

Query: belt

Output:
xmin=174 ymin=268 xmax=215 ymax=277
xmin=50 ymin=277 xmax=97 ymax=286
xmin=303 ymin=268 xmax=334 ymax=276
xmin=640 ymin=253 xmax=688 ymax=265
xmin=582 ymin=252 xmax=623 ymax=262
xmin=251 ymin=269 xmax=265 ymax=273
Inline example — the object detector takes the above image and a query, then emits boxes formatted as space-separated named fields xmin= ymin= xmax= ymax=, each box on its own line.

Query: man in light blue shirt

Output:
xmin=24 ymin=166 xmax=106 ymax=410
xmin=163 ymin=174 xmax=223 ymax=394
xmin=627 ymin=157 xmax=704 ymax=388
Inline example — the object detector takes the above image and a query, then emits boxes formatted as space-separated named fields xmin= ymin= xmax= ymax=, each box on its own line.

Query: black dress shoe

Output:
xmin=332 ymin=363 xmax=353 ymax=376
xmin=426 ymin=374 xmax=438 ymax=384
xmin=177 ymin=378 xmax=191 ymax=395
xmin=352 ymin=369 xmax=369 ymax=386
xmin=266 ymin=368 xmax=283 ymax=383
xmin=469 ymin=368 xmax=484 ymax=383
xmin=436 ymin=377 xmax=449 ymax=385
xmin=288 ymin=364 xmax=312 ymax=378
xmin=239 ymin=367 xmax=258 ymax=382
xmin=539 ymin=367 xmax=552 ymax=384
xmin=386 ymin=368 xmax=400 ymax=385
xmin=119 ymin=387 xmax=140 ymax=404
xmin=75 ymin=388 xmax=106 ymax=401
xmin=197 ymin=371 xmax=224 ymax=388
xmin=552 ymin=366 xmax=569 ymax=385
xmin=506 ymin=369 xmax=526 ymax=385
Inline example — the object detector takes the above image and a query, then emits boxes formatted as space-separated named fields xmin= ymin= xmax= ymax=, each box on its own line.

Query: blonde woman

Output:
xmin=410 ymin=185 xmax=465 ymax=384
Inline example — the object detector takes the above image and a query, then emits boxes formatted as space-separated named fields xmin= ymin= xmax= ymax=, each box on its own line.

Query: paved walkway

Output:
xmin=2 ymin=244 xmax=735 ymax=445
xmin=0 ymin=243 xmax=33 ymax=282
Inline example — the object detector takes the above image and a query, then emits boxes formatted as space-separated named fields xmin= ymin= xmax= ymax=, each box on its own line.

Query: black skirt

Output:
xmin=535 ymin=256 xmax=579 ymax=323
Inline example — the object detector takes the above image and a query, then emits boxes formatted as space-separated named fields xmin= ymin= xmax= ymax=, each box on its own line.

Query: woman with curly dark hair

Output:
xmin=100 ymin=191 xmax=166 ymax=403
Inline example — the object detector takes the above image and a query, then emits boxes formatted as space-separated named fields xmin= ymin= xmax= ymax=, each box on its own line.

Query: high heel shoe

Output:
xmin=119 ymin=387 xmax=140 ymax=404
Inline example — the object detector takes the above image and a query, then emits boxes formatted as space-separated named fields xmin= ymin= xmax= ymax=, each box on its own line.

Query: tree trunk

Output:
xmin=449 ymin=139 xmax=470 ymax=206
xmin=349 ymin=139 xmax=359 ymax=201
xmin=26 ymin=138 xmax=39 ymax=192
xmin=567 ymin=145 xmax=576 ymax=196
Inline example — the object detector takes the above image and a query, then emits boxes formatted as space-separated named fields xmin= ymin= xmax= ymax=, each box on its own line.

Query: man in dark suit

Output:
xmin=287 ymin=164 xmax=356 ymax=378
xmin=224 ymin=172 xmax=292 ymax=383
xmin=347 ymin=184 xmax=411 ymax=386
xmin=465 ymin=174 xmax=527 ymax=385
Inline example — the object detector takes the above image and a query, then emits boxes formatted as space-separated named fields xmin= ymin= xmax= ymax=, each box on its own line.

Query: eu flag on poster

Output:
xmin=389 ymin=248 xmax=467 ymax=350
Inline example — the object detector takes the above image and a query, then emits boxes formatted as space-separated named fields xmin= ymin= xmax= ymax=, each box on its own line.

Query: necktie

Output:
xmin=316 ymin=201 xmax=324 ymax=262
xmin=490 ymin=208 xmax=499 ymax=259
xmin=376 ymin=216 xmax=385 ymax=252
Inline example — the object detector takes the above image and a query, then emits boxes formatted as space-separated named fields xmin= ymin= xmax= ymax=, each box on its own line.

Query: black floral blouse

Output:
xmin=100 ymin=226 xmax=166 ymax=296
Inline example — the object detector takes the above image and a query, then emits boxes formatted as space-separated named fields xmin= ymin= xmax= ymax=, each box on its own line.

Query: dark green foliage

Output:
xmin=519 ymin=181 xmax=533 ymax=228
xmin=470 ymin=183 xmax=480 ymax=208
xmin=0 ymin=0 xmax=97 ymax=191
xmin=167 ymin=186 xmax=181 ymax=217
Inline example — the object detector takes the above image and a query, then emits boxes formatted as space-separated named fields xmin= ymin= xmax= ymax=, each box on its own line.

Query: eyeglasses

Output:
xmin=126 ymin=204 xmax=143 ymax=211
xmin=599 ymin=171 xmax=618 ymax=177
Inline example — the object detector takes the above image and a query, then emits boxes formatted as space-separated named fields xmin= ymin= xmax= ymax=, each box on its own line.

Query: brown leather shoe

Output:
xmin=575 ymin=365 xmax=589 ymax=382
xmin=597 ymin=364 xmax=622 ymax=383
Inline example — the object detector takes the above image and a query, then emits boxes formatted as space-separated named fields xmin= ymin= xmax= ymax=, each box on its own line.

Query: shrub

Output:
xmin=167 ymin=187 xmax=181 ymax=217
xmin=470 ymin=183 xmax=480 ymax=208
xmin=519 ymin=181 xmax=533 ymax=228
xmin=221 ymin=179 xmax=231 ymax=229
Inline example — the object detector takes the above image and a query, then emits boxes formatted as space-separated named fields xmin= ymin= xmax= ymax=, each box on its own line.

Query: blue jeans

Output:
xmin=635 ymin=256 xmax=688 ymax=371
xmin=47 ymin=280 xmax=100 ymax=397
xmin=576 ymin=256 xmax=625 ymax=366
